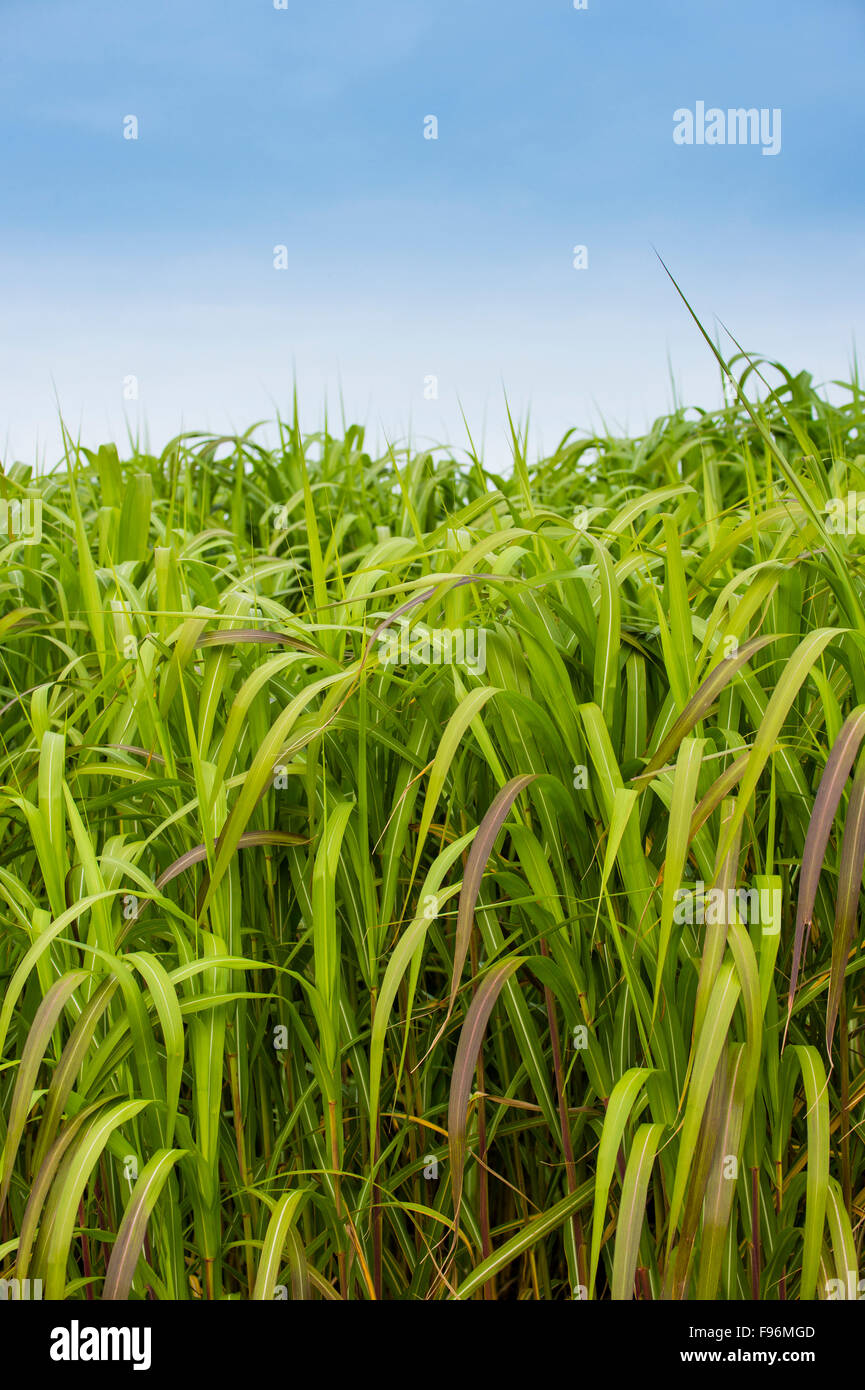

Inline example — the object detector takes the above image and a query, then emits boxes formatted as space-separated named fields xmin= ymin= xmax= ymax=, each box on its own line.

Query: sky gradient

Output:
xmin=1 ymin=0 xmax=863 ymax=469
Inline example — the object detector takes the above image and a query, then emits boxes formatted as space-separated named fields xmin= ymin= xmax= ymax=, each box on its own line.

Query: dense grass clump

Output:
xmin=3 ymin=355 xmax=865 ymax=1300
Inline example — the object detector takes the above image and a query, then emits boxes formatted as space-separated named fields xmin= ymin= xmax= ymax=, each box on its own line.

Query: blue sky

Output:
xmin=1 ymin=0 xmax=863 ymax=468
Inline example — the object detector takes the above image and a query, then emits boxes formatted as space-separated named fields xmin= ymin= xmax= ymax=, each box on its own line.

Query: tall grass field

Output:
xmin=2 ymin=341 xmax=865 ymax=1302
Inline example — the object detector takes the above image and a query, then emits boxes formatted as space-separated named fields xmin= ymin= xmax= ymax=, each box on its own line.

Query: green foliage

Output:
xmin=1 ymin=358 xmax=865 ymax=1299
